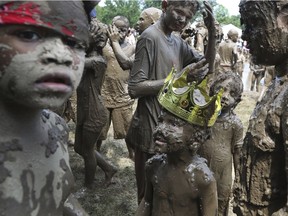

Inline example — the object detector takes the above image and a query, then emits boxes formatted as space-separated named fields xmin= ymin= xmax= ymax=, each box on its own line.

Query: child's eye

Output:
xmin=65 ymin=38 xmax=86 ymax=50
xmin=16 ymin=31 xmax=41 ymax=41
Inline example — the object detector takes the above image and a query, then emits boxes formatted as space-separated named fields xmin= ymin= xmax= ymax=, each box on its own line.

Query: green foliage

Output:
xmin=214 ymin=4 xmax=240 ymax=28
xmin=95 ymin=0 xmax=241 ymax=28
xmin=96 ymin=0 xmax=141 ymax=26
xmin=142 ymin=0 xmax=161 ymax=9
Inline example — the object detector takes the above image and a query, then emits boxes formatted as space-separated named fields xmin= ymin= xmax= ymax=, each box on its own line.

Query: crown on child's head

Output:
xmin=158 ymin=67 xmax=223 ymax=127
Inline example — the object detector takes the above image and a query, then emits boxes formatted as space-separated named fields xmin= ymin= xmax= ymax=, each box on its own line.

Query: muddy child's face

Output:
xmin=164 ymin=5 xmax=195 ymax=32
xmin=214 ymin=78 xmax=238 ymax=112
xmin=113 ymin=20 xmax=129 ymax=44
xmin=240 ymin=1 xmax=288 ymax=65
xmin=0 ymin=25 xmax=85 ymax=109
xmin=153 ymin=111 xmax=187 ymax=154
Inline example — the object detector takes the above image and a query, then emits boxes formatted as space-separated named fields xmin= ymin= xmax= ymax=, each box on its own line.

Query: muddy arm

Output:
xmin=233 ymin=119 xmax=244 ymax=175
xmin=108 ymin=25 xmax=134 ymax=70
xmin=199 ymin=177 xmax=218 ymax=216
xmin=203 ymin=1 xmax=216 ymax=74
xmin=63 ymin=195 xmax=89 ymax=216
xmin=135 ymin=164 xmax=154 ymax=216
xmin=128 ymin=79 xmax=165 ymax=99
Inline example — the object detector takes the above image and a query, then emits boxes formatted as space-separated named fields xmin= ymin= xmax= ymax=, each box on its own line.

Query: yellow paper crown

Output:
xmin=158 ymin=67 xmax=223 ymax=127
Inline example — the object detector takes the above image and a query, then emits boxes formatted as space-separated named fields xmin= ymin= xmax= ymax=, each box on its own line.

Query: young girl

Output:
xmin=0 ymin=1 xmax=97 ymax=215
xmin=199 ymin=72 xmax=244 ymax=215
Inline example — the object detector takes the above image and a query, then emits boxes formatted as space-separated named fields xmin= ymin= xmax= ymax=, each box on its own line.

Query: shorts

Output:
xmin=99 ymin=104 xmax=133 ymax=140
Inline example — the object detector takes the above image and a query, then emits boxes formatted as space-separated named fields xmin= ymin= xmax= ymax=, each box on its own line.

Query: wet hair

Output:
xmin=160 ymin=109 xmax=210 ymax=153
xmin=167 ymin=0 xmax=200 ymax=14
xmin=227 ymin=29 xmax=238 ymax=37
xmin=112 ymin=15 xmax=130 ymax=27
xmin=209 ymin=72 xmax=243 ymax=107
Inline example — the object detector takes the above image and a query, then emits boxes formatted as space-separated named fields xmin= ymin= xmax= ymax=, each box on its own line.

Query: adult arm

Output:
xmin=128 ymin=37 xmax=165 ymax=99
xmin=203 ymin=1 xmax=216 ymax=74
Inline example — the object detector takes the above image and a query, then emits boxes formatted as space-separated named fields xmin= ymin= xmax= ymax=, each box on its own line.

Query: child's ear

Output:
xmin=162 ymin=0 xmax=168 ymax=13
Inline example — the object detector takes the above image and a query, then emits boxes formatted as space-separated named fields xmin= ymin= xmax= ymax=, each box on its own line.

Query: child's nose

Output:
xmin=40 ymin=38 xmax=73 ymax=66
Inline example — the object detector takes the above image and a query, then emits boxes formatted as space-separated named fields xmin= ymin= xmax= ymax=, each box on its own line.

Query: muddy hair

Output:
xmin=112 ymin=15 xmax=130 ymax=27
xmin=209 ymin=72 xmax=243 ymax=107
xmin=160 ymin=109 xmax=211 ymax=153
xmin=167 ymin=0 xmax=200 ymax=14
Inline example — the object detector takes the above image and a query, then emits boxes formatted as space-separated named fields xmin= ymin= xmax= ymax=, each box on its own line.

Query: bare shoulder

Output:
xmin=186 ymin=155 xmax=215 ymax=186
xmin=42 ymin=109 xmax=69 ymax=142
xmin=145 ymin=154 xmax=167 ymax=175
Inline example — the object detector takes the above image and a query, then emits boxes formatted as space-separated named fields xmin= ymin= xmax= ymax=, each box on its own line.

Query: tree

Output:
xmin=214 ymin=4 xmax=240 ymax=28
xmin=142 ymin=0 xmax=161 ymax=9
xmin=96 ymin=0 xmax=141 ymax=26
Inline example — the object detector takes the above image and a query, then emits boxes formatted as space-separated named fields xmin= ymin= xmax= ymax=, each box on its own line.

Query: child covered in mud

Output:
xmin=0 ymin=1 xmax=97 ymax=215
xmin=198 ymin=72 xmax=243 ymax=216
xmin=74 ymin=18 xmax=117 ymax=189
xmin=135 ymin=61 xmax=222 ymax=215
xmin=136 ymin=110 xmax=218 ymax=216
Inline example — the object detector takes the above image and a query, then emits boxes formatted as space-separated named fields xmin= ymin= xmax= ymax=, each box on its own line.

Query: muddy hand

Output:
xmin=203 ymin=1 xmax=216 ymax=74
xmin=107 ymin=24 xmax=120 ymax=43
xmin=202 ymin=1 xmax=215 ymax=30
xmin=89 ymin=23 xmax=100 ymax=41
xmin=186 ymin=58 xmax=209 ymax=83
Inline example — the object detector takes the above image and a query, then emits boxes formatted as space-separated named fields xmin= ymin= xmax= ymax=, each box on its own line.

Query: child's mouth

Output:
xmin=35 ymin=73 xmax=72 ymax=93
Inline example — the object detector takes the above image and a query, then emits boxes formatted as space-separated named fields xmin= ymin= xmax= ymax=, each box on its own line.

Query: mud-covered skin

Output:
xmin=234 ymin=78 xmax=288 ymax=215
xmin=199 ymin=72 xmax=243 ymax=215
xmin=0 ymin=110 xmax=74 ymax=216
xmin=233 ymin=1 xmax=288 ymax=215
xmin=135 ymin=110 xmax=217 ymax=216
xmin=217 ymin=29 xmax=238 ymax=74
xmin=0 ymin=1 xmax=90 ymax=45
xmin=143 ymin=154 xmax=216 ymax=216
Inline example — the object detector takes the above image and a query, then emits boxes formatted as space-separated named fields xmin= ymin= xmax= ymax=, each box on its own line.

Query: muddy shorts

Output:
xmin=99 ymin=104 xmax=133 ymax=140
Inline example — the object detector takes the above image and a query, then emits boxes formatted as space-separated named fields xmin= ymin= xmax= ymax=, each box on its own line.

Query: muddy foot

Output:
xmin=103 ymin=167 xmax=117 ymax=188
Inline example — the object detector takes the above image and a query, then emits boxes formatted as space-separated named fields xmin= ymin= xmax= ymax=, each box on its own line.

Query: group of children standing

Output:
xmin=1 ymin=0 xmax=288 ymax=216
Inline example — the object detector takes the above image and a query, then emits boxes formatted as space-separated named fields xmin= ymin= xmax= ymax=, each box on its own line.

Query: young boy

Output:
xmin=74 ymin=18 xmax=117 ymax=189
xmin=136 ymin=109 xmax=218 ymax=216
xmin=0 ymin=1 xmax=97 ymax=215
xmin=135 ymin=64 xmax=223 ymax=215
xmin=97 ymin=16 xmax=135 ymax=160
xmin=198 ymin=72 xmax=244 ymax=215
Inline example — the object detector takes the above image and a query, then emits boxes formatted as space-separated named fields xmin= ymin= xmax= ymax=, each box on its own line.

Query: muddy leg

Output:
xmin=95 ymin=151 xmax=117 ymax=187
xmin=96 ymin=139 xmax=102 ymax=152
xmin=75 ymin=127 xmax=99 ymax=189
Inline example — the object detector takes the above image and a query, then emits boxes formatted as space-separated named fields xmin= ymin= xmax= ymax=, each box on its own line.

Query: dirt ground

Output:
xmin=68 ymin=90 xmax=260 ymax=216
